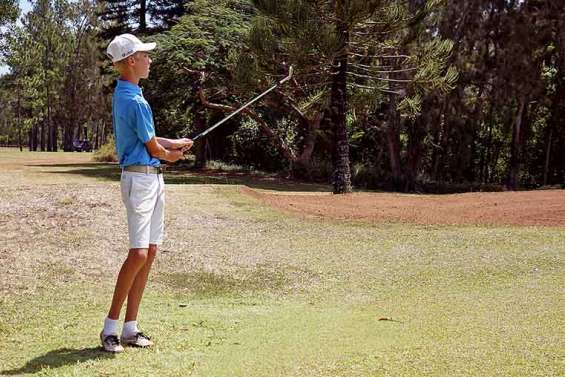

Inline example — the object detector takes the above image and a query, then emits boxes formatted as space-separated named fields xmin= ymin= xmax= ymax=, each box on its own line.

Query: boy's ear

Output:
xmin=126 ymin=55 xmax=136 ymax=66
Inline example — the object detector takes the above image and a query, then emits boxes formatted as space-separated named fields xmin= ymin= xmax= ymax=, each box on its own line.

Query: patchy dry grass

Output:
xmin=0 ymin=150 xmax=564 ymax=376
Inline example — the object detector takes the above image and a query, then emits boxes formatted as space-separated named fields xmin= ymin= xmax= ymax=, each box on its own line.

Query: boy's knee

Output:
xmin=128 ymin=248 xmax=149 ymax=265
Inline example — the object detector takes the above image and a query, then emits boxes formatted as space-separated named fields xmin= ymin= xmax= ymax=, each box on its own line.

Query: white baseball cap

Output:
xmin=106 ymin=33 xmax=156 ymax=63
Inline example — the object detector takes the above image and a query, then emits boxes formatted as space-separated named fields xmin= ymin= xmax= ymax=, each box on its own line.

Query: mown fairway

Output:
xmin=0 ymin=150 xmax=563 ymax=376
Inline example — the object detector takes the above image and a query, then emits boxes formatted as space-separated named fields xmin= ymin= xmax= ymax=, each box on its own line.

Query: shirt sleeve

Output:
xmin=132 ymin=99 xmax=156 ymax=143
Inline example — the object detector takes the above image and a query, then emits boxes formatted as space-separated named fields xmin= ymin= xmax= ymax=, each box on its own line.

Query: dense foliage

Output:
xmin=1 ymin=0 xmax=564 ymax=192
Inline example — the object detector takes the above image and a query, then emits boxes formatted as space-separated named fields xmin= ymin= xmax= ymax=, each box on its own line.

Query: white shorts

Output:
xmin=120 ymin=171 xmax=165 ymax=249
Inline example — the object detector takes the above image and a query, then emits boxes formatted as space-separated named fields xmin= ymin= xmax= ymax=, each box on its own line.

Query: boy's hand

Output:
xmin=168 ymin=149 xmax=185 ymax=162
xmin=161 ymin=138 xmax=193 ymax=161
xmin=175 ymin=138 xmax=193 ymax=151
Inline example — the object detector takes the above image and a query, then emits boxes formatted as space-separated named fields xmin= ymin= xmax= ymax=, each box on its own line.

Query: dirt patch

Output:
xmin=242 ymin=188 xmax=565 ymax=227
xmin=0 ymin=183 xmax=318 ymax=298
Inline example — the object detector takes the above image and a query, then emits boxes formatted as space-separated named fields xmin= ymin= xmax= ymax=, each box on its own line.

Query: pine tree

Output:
xmin=4 ymin=0 xmax=103 ymax=152
xmin=99 ymin=0 xmax=187 ymax=37
xmin=427 ymin=0 xmax=560 ymax=190
xmin=20 ymin=0 xmax=70 ymax=151
xmin=0 ymin=0 xmax=18 ymax=26
xmin=246 ymin=0 xmax=455 ymax=192
xmin=61 ymin=0 xmax=106 ymax=151
xmin=142 ymin=0 xmax=252 ymax=166
xmin=98 ymin=0 xmax=134 ymax=39
xmin=0 ymin=0 xmax=18 ymax=59
xmin=149 ymin=0 xmax=191 ymax=30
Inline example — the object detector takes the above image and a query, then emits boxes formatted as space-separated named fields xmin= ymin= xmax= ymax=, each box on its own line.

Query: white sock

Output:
xmin=122 ymin=320 xmax=139 ymax=337
xmin=103 ymin=317 xmax=120 ymax=336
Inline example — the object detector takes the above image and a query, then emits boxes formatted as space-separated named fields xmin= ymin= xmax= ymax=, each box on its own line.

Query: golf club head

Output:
xmin=279 ymin=66 xmax=294 ymax=85
xmin=189 ymin=65 xmax=296 ymax=143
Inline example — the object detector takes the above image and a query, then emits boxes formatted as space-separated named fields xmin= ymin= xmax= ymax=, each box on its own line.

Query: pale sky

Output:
xmin=19 ymin=0 xmax=32 ymax=14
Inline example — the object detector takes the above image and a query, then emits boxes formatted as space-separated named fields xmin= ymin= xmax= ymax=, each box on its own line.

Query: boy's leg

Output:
xmin=124 ymin=244 xmax=157 ymax=322
xmin=119 ymin=244 xmax=157 ymax=348
xmin=107 ymin=248 xmax=150 ymax=320
xmin=101 ymin=248 xmax=149 ymax=353
xmin=113 ymin=172 xmax=160 ymax=321
xmin=124 ymin=173 xmax=164 ymax=322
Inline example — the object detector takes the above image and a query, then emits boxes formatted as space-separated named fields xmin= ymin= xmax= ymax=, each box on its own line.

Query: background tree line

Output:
xmin=0 ymin=0 xmax=563 ymax=193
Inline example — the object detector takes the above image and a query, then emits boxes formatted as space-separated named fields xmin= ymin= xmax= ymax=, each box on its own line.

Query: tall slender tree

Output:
xmin=98 ymin=0 xmax=134 ymax=39
xmin=149 ymin=0 xmax=191 ymax=30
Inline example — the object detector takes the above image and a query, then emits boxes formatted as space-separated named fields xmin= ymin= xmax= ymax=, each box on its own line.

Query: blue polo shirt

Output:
xmin=112 ymin=79 xmax=160 ymax=168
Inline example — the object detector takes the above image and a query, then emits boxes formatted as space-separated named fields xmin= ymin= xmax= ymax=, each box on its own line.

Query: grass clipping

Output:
xmin=93 ymin=136 xmax=117 ymax=162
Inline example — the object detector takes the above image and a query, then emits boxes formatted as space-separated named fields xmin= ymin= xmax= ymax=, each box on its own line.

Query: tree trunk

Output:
xmin=507 ymin=95 xmax=528 ymax=190
xmin=193 ymin=106 xmax=207 ymax=168
xmin=405 ymin=111 xmax=429 ymax=192
xmin=63 ymin=90 xmax=75 ymax=151
xmin=263 ymin=93 xmax=321 ymax=178
xmin=431 ymin=101 xmax=449 ymax=183
xmin=545 ymin=54 xmax=565 ymax=184
xmin=329 ymin=0 xmax=352 ymax=194
xmin=293 ymin=112 xmax=321 ymax=178
xmin=384 ymin=97 xmax=403 ymax=190
xmin=189 ymin=72 xmax=208 ymax=168
xmin=47 ymin=120 xmax=52 ymax=152
xmin=139 ymin=0 xmax=147 ymax=32
xmin=30 ymin=124 xmax=38 ymax=151
xmin=102 ymin=121 xmax=108 ymax=145
xmin=46 ymin=82 xmax=54 ymax=151
xmin=40 ymin=120 xmax=45 ymax=151
xmin=51 ymin=113 xmax=57 ymax=152
xmin=95 ymin=121 xmax=100 ymax=150
xmin=543 ymin=126 xmax=553 ymax=186
xmin=385 ymin=122 xmax=402 ymax=191
xmin=479 ymin=103 xmax=495 ymax=184
xmin=64 ymin=124 xmax=72 ymax=151
xmin=44 ymin=32 xmax=54 ymax=152
xmin=17 ymin=83 xmax=22 ymax=152
xmin=198 ymin=87 xmax=297 ymax=163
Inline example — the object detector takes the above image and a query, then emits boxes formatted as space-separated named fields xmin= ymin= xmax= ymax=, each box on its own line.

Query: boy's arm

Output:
xmin=155 ymin=137 xmax=175 ymax=149
xmin=145 ymin=137 xmax=184 ymax=162
xmin=156 ymin=137 xmax=193 ymax=150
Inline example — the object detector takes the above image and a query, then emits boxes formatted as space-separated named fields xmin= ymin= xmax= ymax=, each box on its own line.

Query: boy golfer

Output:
xmin=100 ymin=34 xmax=193 ymax=353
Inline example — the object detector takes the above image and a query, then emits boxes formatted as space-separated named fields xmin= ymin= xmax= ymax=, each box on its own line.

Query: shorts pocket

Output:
xmin=129 ymin=175 xmax=156 ymax=212
xmin=120 ymin=174 xmax=132 ymax=204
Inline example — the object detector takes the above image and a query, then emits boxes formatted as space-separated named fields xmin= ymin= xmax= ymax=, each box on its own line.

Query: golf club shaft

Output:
xmin=192 ymin=83 xmax=277 ymax=141
xmin=191 ymin=67 xmax=294 ymax=141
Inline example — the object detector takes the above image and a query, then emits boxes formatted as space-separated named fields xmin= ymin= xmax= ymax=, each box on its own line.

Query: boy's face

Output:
xmin=131 ymin=52 xmax=152 ymax=79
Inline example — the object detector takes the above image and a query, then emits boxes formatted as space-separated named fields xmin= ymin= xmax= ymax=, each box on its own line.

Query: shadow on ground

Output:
xmin=26 ymin=163 xmax=331 ymax=192
xmin=0 ymin=347 xmax=114 ymax=375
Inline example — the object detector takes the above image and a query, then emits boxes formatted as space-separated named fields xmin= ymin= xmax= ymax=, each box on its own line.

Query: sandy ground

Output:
xmin=242 ymin=188 xmax=565 ymax=227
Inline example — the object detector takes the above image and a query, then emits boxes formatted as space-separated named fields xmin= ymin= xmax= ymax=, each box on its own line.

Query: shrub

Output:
xmin=93 ymin=136 xmax=117 ymax=162
xmin=351 ymin=163 xmax=383 ymax=189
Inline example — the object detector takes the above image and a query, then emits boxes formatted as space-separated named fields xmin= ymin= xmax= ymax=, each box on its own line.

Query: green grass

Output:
xmin=1 ymin=221 xmax=563 ymax=376
xmin=0 ymin=150 xmax=564 ymax=376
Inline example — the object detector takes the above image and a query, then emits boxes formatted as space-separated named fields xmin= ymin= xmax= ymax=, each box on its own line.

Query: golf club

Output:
xmin=190 ymin=66 xmax=294 ymax=142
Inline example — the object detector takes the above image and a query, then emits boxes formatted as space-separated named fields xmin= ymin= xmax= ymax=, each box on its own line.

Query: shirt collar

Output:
xmin=116 ymin=79 xmax=142 ymax=95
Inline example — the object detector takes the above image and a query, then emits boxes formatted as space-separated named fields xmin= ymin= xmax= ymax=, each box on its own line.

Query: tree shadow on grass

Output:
xmin=0 ymin=347 xmax=114 ymax=375
xmin=26 ymin=163 xmax=122 ymax=182
xmin=26 ymin=163 xmax=331 ymax=192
